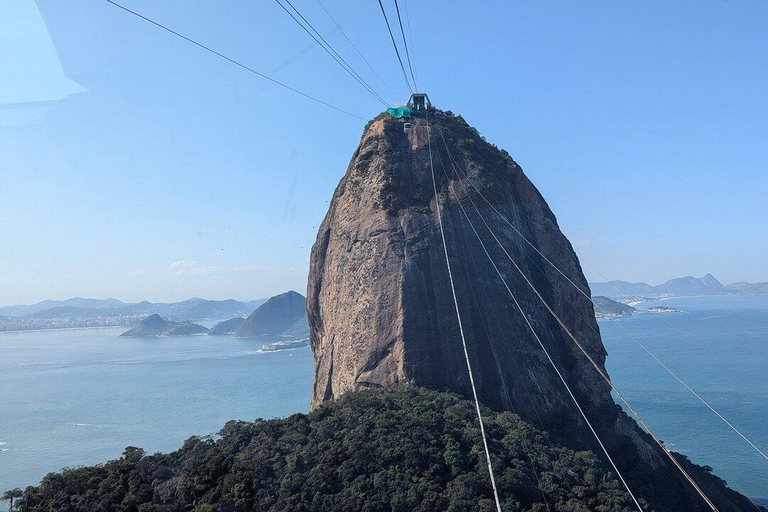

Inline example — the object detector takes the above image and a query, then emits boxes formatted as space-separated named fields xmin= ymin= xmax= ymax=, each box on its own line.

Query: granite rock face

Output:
xmin=308 ymin=113 xmax=610 ymax=424
xmin=307 ymin=112 xmax=760 ymax=511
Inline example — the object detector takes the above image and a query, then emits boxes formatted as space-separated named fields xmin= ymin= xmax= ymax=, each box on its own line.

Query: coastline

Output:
xmin=0 ymin=325 xmax=125 ymax=335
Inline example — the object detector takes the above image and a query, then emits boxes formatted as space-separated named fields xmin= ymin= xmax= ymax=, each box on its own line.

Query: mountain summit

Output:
xmin=234 ymin=290 xmax=308 ymax=338
xmin=309 ymin=113 xmax=610 ymax=421
xmin=307 ymin=111 xmax=758 ymax=511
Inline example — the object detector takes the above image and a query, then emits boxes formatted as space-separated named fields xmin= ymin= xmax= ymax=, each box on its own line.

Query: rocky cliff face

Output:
xmin=309 ymin=113 xmax=611 ymax=422
xmin=307 ymin=112 xmax=759 ymax=511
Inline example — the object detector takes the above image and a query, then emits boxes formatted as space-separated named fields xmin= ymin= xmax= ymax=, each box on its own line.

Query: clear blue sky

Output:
xmin=1 ymin=0 xmax=767 ymax=306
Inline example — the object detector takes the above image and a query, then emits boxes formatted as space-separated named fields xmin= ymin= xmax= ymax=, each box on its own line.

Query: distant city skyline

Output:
xmin=2 ymin=0 xmax=767 ymax=306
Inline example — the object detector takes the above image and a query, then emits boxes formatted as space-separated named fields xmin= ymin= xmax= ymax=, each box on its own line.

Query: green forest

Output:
xmin=17 ymin=387 xmax=642 ymax=512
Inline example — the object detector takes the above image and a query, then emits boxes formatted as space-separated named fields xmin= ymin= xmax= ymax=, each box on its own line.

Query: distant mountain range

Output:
xmin=724 ymin=282 xmax=768 ymax=295
xmin=117 ymin=291 xmax=309 ymax=340
xmin=0 ymin=297 xmax=267 ymax=332
xmin=589 ymin=273 xmax=768 ymax=298
xmin=0 ymin=297 xmax=265 ymax=320
xmin=0 ymin=297 xmax=128 ymax=317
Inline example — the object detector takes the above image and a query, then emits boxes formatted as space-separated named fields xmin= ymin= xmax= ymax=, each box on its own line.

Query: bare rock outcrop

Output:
xmin=307 ymin=112 xmax=759 ymax=511
xmin=309 ymin=113 xmax=609 ymax=424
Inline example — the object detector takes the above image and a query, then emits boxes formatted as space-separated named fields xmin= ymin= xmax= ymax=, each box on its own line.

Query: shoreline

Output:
xmin=0 ymin=325 xmax=125 ymax=335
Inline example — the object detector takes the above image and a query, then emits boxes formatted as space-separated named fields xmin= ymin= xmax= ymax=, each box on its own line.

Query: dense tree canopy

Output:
xmin=19 ymin=387 xmax=642 ymax=512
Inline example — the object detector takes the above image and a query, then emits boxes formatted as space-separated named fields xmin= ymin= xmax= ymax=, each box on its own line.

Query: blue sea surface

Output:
xmin=0 ymin=328 xmax=314 ymax=506
xmin=0 ymin=295 xmax=766 ymax=507
xmin=601 ymin=295 xmax=768 ymax=503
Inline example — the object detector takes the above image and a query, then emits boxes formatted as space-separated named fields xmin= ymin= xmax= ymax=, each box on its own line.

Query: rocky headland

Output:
xmin=119 ymin=314 xmax=208 ymax=337
xmin=306 ymin=111 xmax=760 ymax=511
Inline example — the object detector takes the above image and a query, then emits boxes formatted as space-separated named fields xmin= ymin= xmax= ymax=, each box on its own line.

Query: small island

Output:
xmin=593 ymin=296 xmax=684 ymax=318
xmin=119 ymin=314 xmax=208 ymax=337
xmin=592 ymin=296 xmax=636 ymax=318
xmin=646 ymin=306 xmax=683 ymax=314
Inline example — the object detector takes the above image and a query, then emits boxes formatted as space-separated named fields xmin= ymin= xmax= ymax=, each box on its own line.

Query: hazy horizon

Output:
xmin=3 ymin=0 xmax=767 ymax=307
xmin=1 ymin=271 xmax=762 ymax=309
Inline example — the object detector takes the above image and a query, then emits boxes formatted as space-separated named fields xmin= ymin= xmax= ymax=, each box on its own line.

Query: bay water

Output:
xmin=601 ymin=295 xmax=768 ymax=504
xmin=0 ymin=328 xmax=314 ymax=507
xmin=0 ymin=295 xmax=765 ymax=506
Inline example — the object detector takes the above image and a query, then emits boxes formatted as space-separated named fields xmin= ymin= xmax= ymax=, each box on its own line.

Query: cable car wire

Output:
xmin=432 ymin=146 xmax=552 ymax=511
xmin=104 ymin=0 xmax=365 ymax=121
xmin=376 ymin=0 xmax=414 ymax=94
xmin=402 ymin=0 xmax=419 ymax=90
xmin=314 ymin=0 xmax=401 ymax=101
xmin=425 ymin=120 xmax=502 ymax=512
xmin=436 ymin=131 xmax=719 ymax=511
xmin=392 ymin=0 xmax=417 ymax=90
xmin=436 ymin=130 xmax=768 ymax=467
xmin=275 ymin=0 xmax=390 ymax=107
xmin=427 ymin=122 xmax=644 ymax=511
xmin=456 ymin=209 xmax=766 ymax=511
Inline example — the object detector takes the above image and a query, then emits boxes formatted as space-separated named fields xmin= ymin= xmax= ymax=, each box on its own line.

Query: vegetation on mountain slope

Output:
xmin=208 ymin=317 xmax=246 ymax=336
xmin=119 ymin=314 xmax=208 ymax=337
xmin=592 ymin=296 xmax=636 ymax=318
xmin=235 ymin=291 xmax=307 ymax=339
xmin=19 ymin=387 xmax=642 ymax=512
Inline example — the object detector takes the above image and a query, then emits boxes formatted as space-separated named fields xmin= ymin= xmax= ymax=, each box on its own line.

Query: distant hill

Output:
xmin=656 ymin=274 xmax=724 ymax=295
xmin=1 ymin=294 xmax=269 ymax=334
xmin=725 ymin=282 xmax=768 ymax=295
xmin=23 ymin=306 xmax=128 ymax=319
xmin=0 ymin=297 xmax=126 ymax=317
xmin=117 ymin=298 xmax=264 ymax=321
xmin=1 ymin=298 xmax=264 ymax=320
xmin=235 ymin=291 xmax=307 ymax=339
xmin=162 ymin=323 xmax=209 ymax=336
xmin=119 ymin=314 xmax=208 ymax=337
xmin=587 ymin=273 xmax=767 ymax=298
xmin=282 ymin=314 xmax=310 ymax=338
xmin=592 ymin=296 xmax=636 ymax=318
xmin=208 ymin=317 xmax=245 ymax=335
xmin=168 ymin=299 xmax=262 ymax=322
xmin=589 ymin=280 xmax=655 ymax=297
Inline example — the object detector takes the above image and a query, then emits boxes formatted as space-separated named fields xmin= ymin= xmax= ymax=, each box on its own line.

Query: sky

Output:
xmin=1 ymin=0 xmax=767 ymax=306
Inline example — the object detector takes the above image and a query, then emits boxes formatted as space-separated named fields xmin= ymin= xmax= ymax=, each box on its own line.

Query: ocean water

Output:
xmin=0 ymin=328 xmax=315 ymax=505
xmin=0 ymin=296 xmax=766 ymax=507
xmin=601 ymin=295 xmax=768 ymax=503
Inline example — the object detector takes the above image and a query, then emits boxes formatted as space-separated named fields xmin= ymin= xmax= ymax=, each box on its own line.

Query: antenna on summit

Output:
xmin=406 ymin=93 xmax=432 ymax=112
xmin=387 ymin=93 xmax=433 ymax=120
